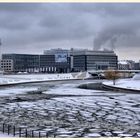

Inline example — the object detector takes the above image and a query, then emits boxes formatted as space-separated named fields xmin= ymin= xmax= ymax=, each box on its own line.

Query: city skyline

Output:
xmin=0 ymin=3 xmax=140 ymax=61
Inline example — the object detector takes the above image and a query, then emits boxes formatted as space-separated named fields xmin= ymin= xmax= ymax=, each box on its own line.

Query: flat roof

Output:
xmin=72 ymin=50 xmax=116 ymax=56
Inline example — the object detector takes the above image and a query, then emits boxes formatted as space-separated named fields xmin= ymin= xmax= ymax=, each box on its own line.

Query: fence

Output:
xmin=0 ymin=123 xmax=56 ymax=138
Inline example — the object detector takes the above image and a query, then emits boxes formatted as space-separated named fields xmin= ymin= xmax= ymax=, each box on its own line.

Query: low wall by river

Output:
xmin=78 ymin=82 xmax=106 ymax=90
xmin=78 ymin=82 xmax=140 ymax=93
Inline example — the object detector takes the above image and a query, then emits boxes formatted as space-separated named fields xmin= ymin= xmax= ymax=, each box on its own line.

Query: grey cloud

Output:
xmin=0 ymin=3 xmax=140 ymax=61
xmin=0 ymin=16 xmax=31 ymax=30
xmin=0 ymin=3 xmax=43 ymax=13
xmin=70 ymin=3 xmax=140 ymax=17
xmin=0 ymin=3 xmax=48 ymax=31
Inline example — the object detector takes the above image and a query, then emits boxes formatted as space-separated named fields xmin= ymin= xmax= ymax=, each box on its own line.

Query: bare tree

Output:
xmin=104 ymin=70 xmax=120 ymax=85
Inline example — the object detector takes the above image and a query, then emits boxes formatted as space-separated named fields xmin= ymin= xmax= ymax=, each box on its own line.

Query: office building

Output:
xmin=2 ymin=54 xmax=39 ymax=73
xmin=118 ymin=61 xmax=130 ymax=70
xmin=72 ymin=50 xmax=118 ymax=72
xmin=2 ymin=49 xmax=118 ymax=73
xmin=118 ymin=60 xmax=136 ymax=70
xmin=134 ymin=61 xmax=140 ymax=70
xmin=39 ymin=54 xmax=70 ymax=73
xmin=2 ymin=53 xmax=70 ymax=73
xmin=0 ymin=59 xmax=13 ymax=72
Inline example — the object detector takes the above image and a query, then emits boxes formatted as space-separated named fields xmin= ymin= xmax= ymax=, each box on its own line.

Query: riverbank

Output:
xmin=78 ymin=82 xmax=106 ymax=91
xmin=0 ymin=72 xmax=87 ymax=86
xmin=78 ymin=79 xmax=140 ymax=93
xmin=103 ymin=79 xmax=140 ymax=93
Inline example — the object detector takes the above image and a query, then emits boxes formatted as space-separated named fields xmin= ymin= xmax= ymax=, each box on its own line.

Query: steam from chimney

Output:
xmin=93 ymin=22 xmax=138 ymax=51
xmin=110 ymin=36 xmax=117 ymax=51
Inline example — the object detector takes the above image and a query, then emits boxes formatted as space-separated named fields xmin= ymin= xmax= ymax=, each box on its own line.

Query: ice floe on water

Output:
xmin=0 ymin=79 xmax=140 ymax=137
xmin=0 ymin=86 xmax=38 ymax=96
xmin=44 ymin=82 xmax=107 ymax=96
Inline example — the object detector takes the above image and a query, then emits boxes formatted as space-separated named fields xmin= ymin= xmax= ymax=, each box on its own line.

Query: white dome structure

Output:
xmin=132 ymin=73 xmax=140 ymax=80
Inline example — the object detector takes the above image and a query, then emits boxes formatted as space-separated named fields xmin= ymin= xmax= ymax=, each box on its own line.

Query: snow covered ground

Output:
xmin=103 ymin=78 xmax=140 ymax=91
xmin=0 ymin=132 xmax=13 ymax=137
xmin=0 ymin=73 xmax=82 ymax=85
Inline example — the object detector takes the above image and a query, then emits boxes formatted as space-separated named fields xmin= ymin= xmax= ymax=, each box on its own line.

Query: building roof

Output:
xmin=118 ymin=61 xmax=129 ymax=65
xmin=72 ymin=50 xmax=116 ymax=56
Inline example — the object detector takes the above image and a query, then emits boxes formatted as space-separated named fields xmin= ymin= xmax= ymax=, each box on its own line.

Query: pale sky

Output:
xmin=0 ymin=3 xmax=140 ymax=61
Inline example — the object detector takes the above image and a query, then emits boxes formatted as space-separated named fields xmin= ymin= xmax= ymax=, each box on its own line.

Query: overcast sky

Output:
xmin=0 ymin=3 xmax=140 ymax=61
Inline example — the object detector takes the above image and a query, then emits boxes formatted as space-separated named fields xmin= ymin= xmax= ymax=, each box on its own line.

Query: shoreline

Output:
xmin=78 ymin=82 xmax=140 ymax=93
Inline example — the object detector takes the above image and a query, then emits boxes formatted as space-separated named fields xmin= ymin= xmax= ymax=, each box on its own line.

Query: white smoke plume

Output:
xmin=93 ymin=21 xmax=139 ymax=51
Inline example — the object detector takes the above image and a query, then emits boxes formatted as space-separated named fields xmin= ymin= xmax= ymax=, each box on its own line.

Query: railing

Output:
xmin=0 ymin=123 xmax=56 ymax=138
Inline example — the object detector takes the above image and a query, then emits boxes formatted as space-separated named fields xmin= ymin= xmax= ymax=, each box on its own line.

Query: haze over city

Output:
xmin=0 ymin=3 xmax=140 ymax=61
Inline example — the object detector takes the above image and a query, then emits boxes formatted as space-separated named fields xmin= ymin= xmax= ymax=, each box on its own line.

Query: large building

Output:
xmin=118 ymin=60 xmax=136 ymax=70
xmin=43 ymin=48 xmax=70 ymax=73
xmin=2 ymin=54 xmax=39 ymax=73
xmin=72 ymin=50 xmax=118 ymax=72
xmin=118 ymin=61 xmax=130 ymax=70
xmin=39 ymin=54 xmax=70 ymax=73
xmin=2 ymin=49 xmax=118 ymax=73
xmin=0 ymin=59 xmax=13 ymax=72
xmin=134 ymin=62 xmax=140 ymax=70
xmin=2 ymin=53 xmax=70 ymax=73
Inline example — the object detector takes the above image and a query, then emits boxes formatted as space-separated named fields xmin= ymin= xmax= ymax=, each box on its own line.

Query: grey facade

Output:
xmin=134 ymin=62 xmax=140 ymax=70
xmin=0 ymin=59 xmax=13 ymax=72
xmin=72 ymin=50 xmax=118 ymax=72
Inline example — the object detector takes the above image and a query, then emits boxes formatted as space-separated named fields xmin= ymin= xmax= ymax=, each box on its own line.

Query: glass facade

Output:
xmin=73 ymin=55 xmax=86 ymax=72
xmin=73 ymin=51 xmax=118 ymax=71
xmin=2 ymin=54 xmax=70 ymax=73
xmin=2 ymin=50 xmax=118 ymax=73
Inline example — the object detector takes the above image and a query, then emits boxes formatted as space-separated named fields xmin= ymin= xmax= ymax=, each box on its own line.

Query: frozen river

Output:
xmin=0 ymin=79 xmax=140 ymax=137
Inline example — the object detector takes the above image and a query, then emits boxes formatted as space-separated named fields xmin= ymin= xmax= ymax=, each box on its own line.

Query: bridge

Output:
xmin=88 ymin=70 xmax=140 ymax=74
xmin=87 ymin=70 xmax=140 ymax=79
